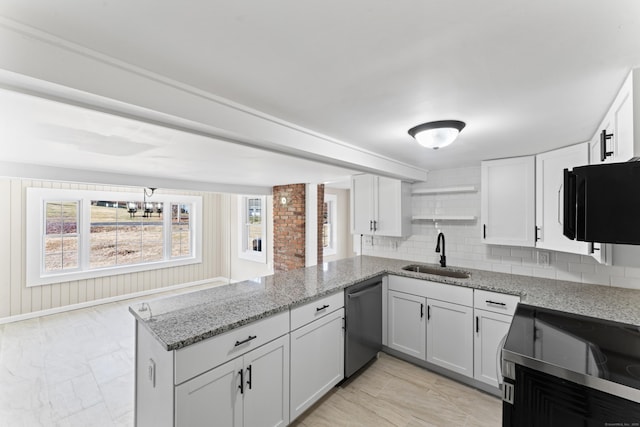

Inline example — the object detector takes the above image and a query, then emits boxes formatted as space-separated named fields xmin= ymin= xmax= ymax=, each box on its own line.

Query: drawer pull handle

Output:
xmin=486 ymin=300 xmax=506 ymax=306
xmin=316 ymin=304 xmax=330 ymax=312
xmin=235 ymin=335 xmax=257 ymax=347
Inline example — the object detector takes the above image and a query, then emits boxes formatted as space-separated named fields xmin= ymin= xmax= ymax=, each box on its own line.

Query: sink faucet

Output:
xmin=435 ymin=232 xmax=446 ymax=267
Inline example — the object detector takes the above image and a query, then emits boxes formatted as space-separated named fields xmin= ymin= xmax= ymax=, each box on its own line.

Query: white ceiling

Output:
xmin=0 ymin=88 xmax=358 ymax=189
xmin=1 ymin=0 xmax=640 ymax=185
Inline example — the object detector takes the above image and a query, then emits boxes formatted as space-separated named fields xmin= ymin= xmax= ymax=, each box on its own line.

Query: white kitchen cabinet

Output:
xmin=175 ymin=356 xmax=243 ymax=426
xmin=175 ymin=335 xmax=289 ymax=427
xmin=473 ymin=290 xmax=520 ymax=389
xmin=426 ymin=299 xmax=473 ymax=377
xmin=473 ymin=309 xmax=512 ymax=389
xmin=387 ymin=276 xmax=474 ymax=372
xmin=590 ymin=69 xmax=639 ymax=165
xmin=135 ymin=312 xmax=290 ymax=427
xmin=290 ymin=308 xmax=344 ymax=421
xmin=535 ymin=143 xmax=590 ymax=255
xmin=481 ymin=156 xmax=536 ymax=247
xmin=387 ymin=289 xmax=426 ymax=359
xmin=350 ymin=174 xmax=411 ymax=237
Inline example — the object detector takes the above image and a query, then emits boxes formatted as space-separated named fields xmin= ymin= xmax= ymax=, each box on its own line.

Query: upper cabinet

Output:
xmin=350 ymin=174 xmax=411 ymax=237
xmin=535 ymin=143 xmax=590 ymax=254
xmin=591 ymin=68 xmax=640 ymax=165
xmin=481 ymin=156 xmax=536 ymax=247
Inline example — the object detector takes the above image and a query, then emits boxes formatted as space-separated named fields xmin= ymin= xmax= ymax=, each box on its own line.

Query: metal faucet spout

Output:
xmin=435 ymin=232 xmax=446 ymax=267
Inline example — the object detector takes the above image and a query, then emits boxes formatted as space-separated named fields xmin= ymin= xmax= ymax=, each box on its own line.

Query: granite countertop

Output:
xmin=130 ymin=255 xmax=640 ymax=351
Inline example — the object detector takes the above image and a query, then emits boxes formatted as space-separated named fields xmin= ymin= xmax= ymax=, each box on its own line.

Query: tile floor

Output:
xmin=0 ymin=284 xmax=502 ymax=427
xmin=292 ymin=353 xmax=502 ymax=427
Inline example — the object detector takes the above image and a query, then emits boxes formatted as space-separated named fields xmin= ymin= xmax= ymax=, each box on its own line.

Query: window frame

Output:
xmin=323 ymin=193 xmax=338 ymax=256
xmin=26 ymin=188 xmax=202 ymax=287
xmin=238 ymin=195 xmax=267 ymax=263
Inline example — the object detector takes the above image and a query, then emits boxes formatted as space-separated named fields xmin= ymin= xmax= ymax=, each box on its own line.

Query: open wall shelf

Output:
xmin=412 ymin=185 xmax=477 ymax=195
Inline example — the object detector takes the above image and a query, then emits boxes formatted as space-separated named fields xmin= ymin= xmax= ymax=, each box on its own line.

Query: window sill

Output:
xmin=28 ymin=256 xmax=202 ymax=287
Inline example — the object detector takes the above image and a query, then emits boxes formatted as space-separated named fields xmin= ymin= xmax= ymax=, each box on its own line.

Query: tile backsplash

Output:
xmin=361 ymin=166 xmax=640 ymax=290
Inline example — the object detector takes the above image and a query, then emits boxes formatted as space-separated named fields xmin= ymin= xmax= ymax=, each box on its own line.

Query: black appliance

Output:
xmin=563 ymin=160 xmax=640 ymax=245
xmin=344 ymin=276 xmax=382 ymax=378
xmin=502 ymin=304 xmax=640 ymax=426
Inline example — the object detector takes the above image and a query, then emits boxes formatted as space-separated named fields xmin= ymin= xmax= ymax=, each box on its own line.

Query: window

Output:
xmin=44 ymin=201 xmax=80 ymax=272
xmin=27 ymin=188 xmax=202 ymax=286
xmin=238 ymin=196 xmax=267 ymax=263
xmin=323 ymin=194 xmax=338 ymax=256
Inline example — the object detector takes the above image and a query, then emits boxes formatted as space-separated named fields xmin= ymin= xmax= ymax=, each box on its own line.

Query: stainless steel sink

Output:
xmin=401 ymin=264 xmax=471 ymax=279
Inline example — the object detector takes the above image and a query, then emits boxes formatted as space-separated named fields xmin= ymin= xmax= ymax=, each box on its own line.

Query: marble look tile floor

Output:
xmin=1 ymin=284 xmax=502 ymax=427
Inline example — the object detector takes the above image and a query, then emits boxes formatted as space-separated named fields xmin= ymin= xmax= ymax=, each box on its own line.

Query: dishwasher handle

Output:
xmin=347 ymin=282 xmax=381 ymax=299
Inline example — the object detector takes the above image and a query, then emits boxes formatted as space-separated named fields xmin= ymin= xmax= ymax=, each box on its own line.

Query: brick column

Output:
xmin=273 ymin=184 xmax=306 ymax=272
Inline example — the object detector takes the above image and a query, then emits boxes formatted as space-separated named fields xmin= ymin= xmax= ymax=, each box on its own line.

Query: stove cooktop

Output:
xmin=503 ymin=304 xmax=640 ymax=391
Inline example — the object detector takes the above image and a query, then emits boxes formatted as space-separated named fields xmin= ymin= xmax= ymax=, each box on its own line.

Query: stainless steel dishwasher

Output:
xmin=344 ymin=276 xmax=383 ymax=378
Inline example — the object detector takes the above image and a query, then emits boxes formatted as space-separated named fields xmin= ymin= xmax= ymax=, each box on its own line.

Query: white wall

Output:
xmin=362 ymin=166 xmax=640 ymax=290
xmin=0 ymin=177 xmax=231 ymax=319
xmin=323 ymin=187 xmax=354 ymax=262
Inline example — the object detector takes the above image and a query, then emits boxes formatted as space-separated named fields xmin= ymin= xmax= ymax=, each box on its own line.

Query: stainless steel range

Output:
xmin=502 ymin=304 xmax=640 ymax=426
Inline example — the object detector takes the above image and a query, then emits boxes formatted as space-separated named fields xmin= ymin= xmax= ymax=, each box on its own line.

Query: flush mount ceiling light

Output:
xmin=408 ymin=120 xmax=466 ymax=150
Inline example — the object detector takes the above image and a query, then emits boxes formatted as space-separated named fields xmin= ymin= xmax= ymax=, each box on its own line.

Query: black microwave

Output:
xmin=563 ymin=160 xmax=640 ymax=245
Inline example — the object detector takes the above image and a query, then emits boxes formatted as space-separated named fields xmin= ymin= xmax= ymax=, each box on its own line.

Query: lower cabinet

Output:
xmin=473 ymin=309 xmax=512 ymax=388
xmin=290 ymin=308 xmax=344 ymax=422
xmin=175 ymin=335 xmax=290 ymax=427
xmin=426 ymin=299 xmax=473 ymax=377
xmin=387 ymin=290 xmax=426 ymax=359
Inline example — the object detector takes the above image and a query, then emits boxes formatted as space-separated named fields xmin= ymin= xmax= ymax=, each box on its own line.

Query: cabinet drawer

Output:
xmin=290 ymin=291 xmax=344 ymax=331
xmin=388 ymin=275 xmax=473 ymax=306
xmin=474 ymin=290 xmax=520 ymax=316
xmin=174 ymin=311 xmax=289 ymax=385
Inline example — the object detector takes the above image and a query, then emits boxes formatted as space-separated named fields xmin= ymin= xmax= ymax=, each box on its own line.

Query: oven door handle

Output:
xmin=497 ymin=333 xmax=508 ymax=385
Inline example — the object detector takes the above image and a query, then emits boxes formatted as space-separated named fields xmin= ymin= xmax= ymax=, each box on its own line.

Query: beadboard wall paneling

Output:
xmin=0 ymin=178 xmax=229 ymax=318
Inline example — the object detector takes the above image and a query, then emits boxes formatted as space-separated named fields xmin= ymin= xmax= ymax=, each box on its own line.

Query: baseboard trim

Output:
xmin=0 ymin=276 xmax=229 ymax=325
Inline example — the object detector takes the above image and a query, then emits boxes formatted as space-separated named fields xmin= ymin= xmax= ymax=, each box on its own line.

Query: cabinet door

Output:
xmin=175 ymin=357 xmax=243 ymax=427
xmin=426 ymin=299 xmax=473 ymax=378
xmin=535 ymin=143 xmax=589 ymax=254
xmin=387 ymin=290 xmax=426 ymax=360
xmin=243 ymin=335 xmax=289 ymax=427
xmin=290 ymin=309 xmax=344 ymax=421
xmin=351 ymin=174 xmax=375 ymax=234
xmin=473 ymin=309 xmax=512 ymax=389
xmin=481 ymin=156 xmax=536 ymax=247
xmin=376 ymin=177 xmax=406 ymax=236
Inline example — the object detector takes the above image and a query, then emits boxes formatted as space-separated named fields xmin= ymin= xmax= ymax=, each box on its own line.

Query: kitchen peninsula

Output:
xmin=130 ymin=255 xmax=640 ymax=426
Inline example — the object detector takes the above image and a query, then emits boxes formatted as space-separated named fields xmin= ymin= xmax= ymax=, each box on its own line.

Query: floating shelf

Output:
xmin=412 ymin=215 xmax=477 ymax=221
xmin=412 ymin=185 xmax=477 ymax=195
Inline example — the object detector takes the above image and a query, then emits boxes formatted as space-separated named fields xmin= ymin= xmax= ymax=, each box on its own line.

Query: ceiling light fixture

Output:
xmin=408 ymin=120 xmax=466 ymax=150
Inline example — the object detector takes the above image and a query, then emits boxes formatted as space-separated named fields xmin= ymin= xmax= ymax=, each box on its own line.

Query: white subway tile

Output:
xmin=491 ymin=264 xmax=512 ymax=274
xmin=568 ymin=263 xmax=596 ymax=274
xmin=531 ymin=267 xmax=556 ymax=279
xmin=511 ymin=248 xmax=534 ymax=259
xmin=581 ymin=273 xmax=611 ymax=286
xmin=556 ymin=252 xmax=582 ymax=263
xmin=491 ymin=247 xmax=511 ymax=257
xmin=512 ymin=266 xmax=533 ymax=277
xmin=556 ymin=270 xmax=582 ymax=283
xmin=611 ymin=276 xmax=640 ymax=290
xmin=625 ymin=267 xmax=640 ymax=279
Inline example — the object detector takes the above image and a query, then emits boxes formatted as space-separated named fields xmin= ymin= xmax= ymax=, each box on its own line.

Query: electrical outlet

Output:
xmin=537 ymin=251 xmax=550 ymax=266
